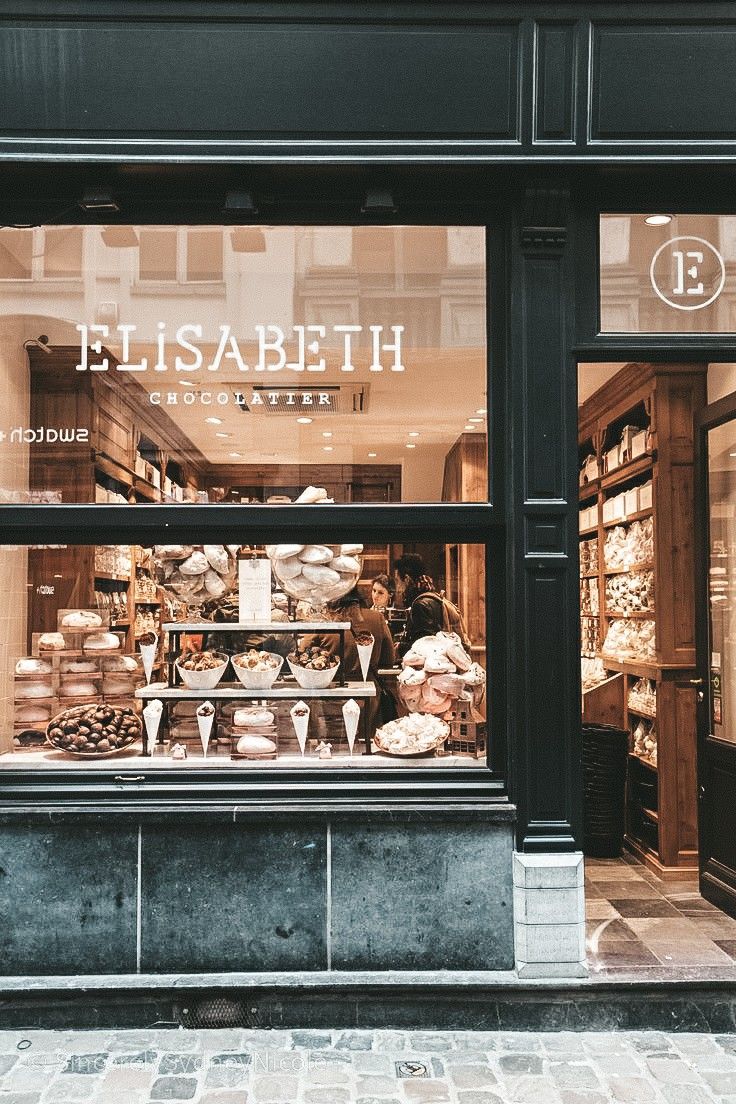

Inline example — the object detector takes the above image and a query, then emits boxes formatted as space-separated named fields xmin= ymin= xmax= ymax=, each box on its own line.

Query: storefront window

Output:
xmin=0 ymin=540 xmax=488 ymax=772
xmin=600 ymin=213 xmax=736 ymax=333
xmin=0 ymin=224 xmax=488 ymax=505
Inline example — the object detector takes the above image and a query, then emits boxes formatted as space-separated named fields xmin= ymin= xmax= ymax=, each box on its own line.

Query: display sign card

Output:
xmin=238 ymin=557 xmax=271 ymax=623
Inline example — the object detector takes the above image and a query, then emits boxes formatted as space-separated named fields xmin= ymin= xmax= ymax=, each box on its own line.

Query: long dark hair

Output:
xmin=328 ymin=586 xmax=369 ymax=611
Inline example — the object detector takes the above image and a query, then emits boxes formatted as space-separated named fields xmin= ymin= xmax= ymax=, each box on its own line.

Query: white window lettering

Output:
xmin=166 ymin=392 xmax=178 ymax=405
xmin=207 ymin=326 xmax=248 ymax=372
xmin=117 ymin=324 xmax=148 ymax=372
xmin=255 ymin=325 xmax=287 ymax=372
xmin=369 ymin=325 xmax=404 ymax=372
xmin=175 ymin=324 xmax=204 ymax=373
xmin=672 ymin=250 xmax=705 ymax=297
xmin=75 ymin=323 xmax=110 ymax=372
xmin=334 ymin=324 xmax=362 ymax=372
xmin=182 ymin=390 xmax=195 ymax=405
xmin=305 ymin=325 xmax=326 ymax=373
xmin=318 ymin=393 xmax=330 ymax=405
xmin=150 ymin=392 xmax=161 ymax=405
xmin=154 ymin=322 xmax=167 ymax=371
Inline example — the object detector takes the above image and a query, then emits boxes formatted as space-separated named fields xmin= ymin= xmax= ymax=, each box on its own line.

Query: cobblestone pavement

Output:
xmin=1 ymin=1029 xmax=736 ymax=1103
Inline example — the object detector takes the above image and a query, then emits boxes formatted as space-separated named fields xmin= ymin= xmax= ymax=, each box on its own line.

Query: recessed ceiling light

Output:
xmin=464 ymin=424 xmax=475 ymax=431
xmin=323 ymin=445 xmax=333 ymax=452
xmin=406 ymin=443 xmax=416 ymax=449
xmin=468 ymin=417 xmax=483 ymax=423
xmin=322 ymin=431 xmax=333 ymax=438
xmin=229 ymin=451 xmax=242 ymax=458
xmin=730 ymin=451 xmax=736 ymax=458
xmin=180 ymin=380 xmax=196 ymax=387
xmin=297 ymin=416 xmax=313 ymax=425
xmin=368 ymin=452 xmax=377 ymax=458
xmin=475 ymin=408 xmax=485 ymax=415
xmin=205 ymin=416 xmax=222 ymax=425
xmin=408 ymin=431 xmax=420 ymax=437
xmin=645 ymin=214 xmax=672 ymax=226
xmin=215 ymin=432 xmax=232 ymax=439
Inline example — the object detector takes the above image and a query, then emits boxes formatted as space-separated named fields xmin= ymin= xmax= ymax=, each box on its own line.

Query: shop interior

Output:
xmin=0 ymin=224 xmax=488 ymax=770
xmin=578 ymin=359 xmax=736 ymax=875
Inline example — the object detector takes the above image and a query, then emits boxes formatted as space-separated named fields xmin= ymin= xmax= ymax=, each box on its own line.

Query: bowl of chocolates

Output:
xmin=287 ymin=645 xmax=340 ymax=690
xmin=175 ymin=650 xmax=229 ymax=690
xmin=232 ymin=649 xmax=284 ymax=690
xmin=46 ymin=703 xmax=142 ymax=758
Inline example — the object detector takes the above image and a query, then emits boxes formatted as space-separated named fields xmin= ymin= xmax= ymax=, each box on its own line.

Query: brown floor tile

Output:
xmin=609 ymin=899 xmax=681 ymax=918
xmin=587 ymin=942 xmax=661 ymax=967
xmin=587 ymin=918 xmax=639 ymax=942
xmin=585 ymin=865 xmax=646 ymax=882
xmin=592 ymin=881 xmax=661 ymax=900
xmin=684 ymin=915 xmax=736 ymax=939
xmin=714 ymin=940 xmax=736 ymax=959
xmin=672 ymin=897 xmax=722 ymax=914
xmin=649 ymin=941 xmax=734 ymax=966
xmin=585 ymin=900 xmax=620 ymax=921
xmin=624 ymin=917 xmax=704 ymax=942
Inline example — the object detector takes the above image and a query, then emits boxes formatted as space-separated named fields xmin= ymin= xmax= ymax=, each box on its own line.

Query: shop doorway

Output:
xmin=696 ymin=391 xmax=736 ymax=917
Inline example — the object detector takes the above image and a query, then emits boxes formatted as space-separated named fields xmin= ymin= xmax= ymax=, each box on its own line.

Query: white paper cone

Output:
xmin=140 ymin=634 xmax=158 ymax=685
xmin=197 ymin=702 xmax=215 ymax=757
xmin=143 ymin=701 xmax=163 ymax=751
xmin=290 ymin=700 xmax=310 ymax=756
xmin=356 ymin=638 xmax=374 ymax=682
xmin=342 ymin=698 xmax=361 ymax=756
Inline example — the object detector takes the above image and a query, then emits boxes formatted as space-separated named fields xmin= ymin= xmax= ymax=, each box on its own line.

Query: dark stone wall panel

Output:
xmin=0 ymin=820 xmax=137 ymax=975
xmin=0 ymin=21 xmax=520 ymax=139
xmin=592 ymin=24 xmax=736 ymax=141
xmin=330 ymin=816 xmax=514 ymax=970
xmin=140 ymin=820 xmax=327 ymax=972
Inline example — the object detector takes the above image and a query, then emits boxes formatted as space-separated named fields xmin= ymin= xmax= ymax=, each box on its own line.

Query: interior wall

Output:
xmin=401 ymin=445 xmax=449 ymax=502
xmin=0 ymin=321 xmax=29 ymax=750
xmin=708 ymin=364 xmax=736 ymax=404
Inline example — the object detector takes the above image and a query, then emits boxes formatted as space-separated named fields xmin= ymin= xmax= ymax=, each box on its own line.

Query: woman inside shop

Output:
xmin=371 ymin=573 xmax=394 ymax=611
xmin=300 ymin=587 xmax=396 ymax=729
xmin=394 ymin=552 xmax=471 ymax=657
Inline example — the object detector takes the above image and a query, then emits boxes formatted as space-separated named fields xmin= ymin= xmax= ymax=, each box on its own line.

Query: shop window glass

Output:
xmin=43 ymin=228 xmax=83 ymax=279
xmin=0 ymin=540 xmax=488 ymax=773
xmin=0 ymin=229 xmax=32 ymax=280
xmin=600 ymin=213 xmax=736 ymax=333
xmin=0 ymin=224 xmax=488 ymax=505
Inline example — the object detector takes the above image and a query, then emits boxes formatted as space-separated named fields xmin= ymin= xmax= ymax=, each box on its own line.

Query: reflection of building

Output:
xmin=600 ymin=215 xmax=736 ymax=332
xmin=294 ymin=227 xmax=486 ymax=347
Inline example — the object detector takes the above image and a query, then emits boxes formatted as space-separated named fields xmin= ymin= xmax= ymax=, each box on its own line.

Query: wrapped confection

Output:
xmin=178 ymin=550 xmax=209 ymax=575
xmin=15 ymin=658 xmax=52 ymax=675
xmin=84 ymin=632 xmax=120 ymax=651
xmin=299 ymin=545 xmax=333 ymax=565
xmin=61 ymin=660 xmax=98 ymax=674
xmin=61 ymin=610 xmax=102 ymax=629
xmin=16 ymin=682 xmax=53 ymax=699
xmin=39 ymin=632 xmax=66 ymax=651
xmin=601 ymin=618 xmax=656 ymax=662
xmin=203 ymin=545 xmax=230 ymax=574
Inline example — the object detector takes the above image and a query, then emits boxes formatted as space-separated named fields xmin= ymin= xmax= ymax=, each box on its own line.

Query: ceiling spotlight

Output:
xmin=297 ymin=416 xmax=313 ymax=425
xmin=323 ymin=445 xmax=334 ymax=452
xmin=205 ymin=416 xmax=222 ymax=425
xmin=231 ymin=227 xmax=266 ymax=253
xmin=464 ymin=424 xmax=475 ymax=431
xmin=406 ymin=443 xmax=416 ymax=449
xmin=223 ymin=189 xmax=258 ymax=217
xmin=361 ymin=186 xmax=397 ymax=214
xmin=215 ymin=432 xmax=232 ymax=439
xmin=368 ymin=451 xmax=377 ymax=458
xmin=468 ymin=417 xmax=483 ymax=423
xmin=322 ymin=431 xmax=333 ymax=438
xmin=475 ymin=408 xmax=486 ymax=415
xmin=644 ymin=214 xmax=672 ymax=226
xmin=179 ymin=379 xmax=196 ymax=387
xmin=101 ymin=226 xmax=138 ymax=248
xmin=408 ymin=431 xmax=420 ymax=437
xmin=79 ymin=188 xmax=120 ymax=213
xmin=229 ymin=451 xmax=242 ymax=458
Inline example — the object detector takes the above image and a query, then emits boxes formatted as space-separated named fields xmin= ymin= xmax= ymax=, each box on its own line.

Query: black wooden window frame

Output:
xmin=0 ymin=202 xmax=508 ymax=810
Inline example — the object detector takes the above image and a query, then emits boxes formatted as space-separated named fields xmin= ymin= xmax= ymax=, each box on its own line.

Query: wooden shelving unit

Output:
xmin=579 ymin=362 xmax=707 ymax=875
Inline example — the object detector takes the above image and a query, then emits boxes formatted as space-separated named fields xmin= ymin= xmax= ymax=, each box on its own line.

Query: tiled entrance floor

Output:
xmin=586 ymin=853 xmax=736 ymax=979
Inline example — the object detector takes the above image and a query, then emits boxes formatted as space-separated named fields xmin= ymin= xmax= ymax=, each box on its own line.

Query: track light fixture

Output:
xmin=361 ymin=186 xmax=397 ymax=214
xmin=223 ymin=189 xmax=258 ymax=218
xmin=78 ymin=188 xmax=120 ymax=213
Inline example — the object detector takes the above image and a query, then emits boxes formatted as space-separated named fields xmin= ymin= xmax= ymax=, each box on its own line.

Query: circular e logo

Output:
xmin=650 ymin=235 xmax=725 ymax=311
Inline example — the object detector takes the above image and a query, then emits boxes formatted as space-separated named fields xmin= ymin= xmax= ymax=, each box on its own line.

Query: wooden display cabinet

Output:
xmin=578 ymin=362 xmax=706 ymax=874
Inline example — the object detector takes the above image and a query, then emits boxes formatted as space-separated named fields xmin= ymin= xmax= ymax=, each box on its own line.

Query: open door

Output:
xmin=698 ymin=392 xmax=736 ymax=915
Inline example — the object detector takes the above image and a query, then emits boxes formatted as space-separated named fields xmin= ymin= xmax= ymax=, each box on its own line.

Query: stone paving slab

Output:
xmin=0 ymin=1030 xmax=735 ymax=1102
